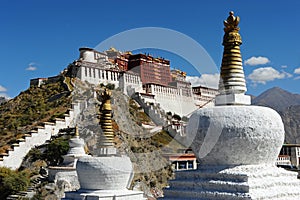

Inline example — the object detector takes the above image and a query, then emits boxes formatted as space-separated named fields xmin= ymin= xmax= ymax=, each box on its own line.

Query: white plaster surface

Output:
xmin=66 ymin=136 xmax=86 ymax=157
xmin=163 ymin=165 xmax=300 ymax=199
xmin=149 ymin=84 xmax=197 ymax=116
xmin=186 ymin=106 xmax=285 ymax=165
xmin=162 ymin=105 xmax=300 ymax=199
xmin=63 ymin=189 xmax=145 ymax=200
xmin=76 ymin=156 xmax=134 ymax=190
xmin=215 ymin=93 xmax=251 ymax=106
xmin=55 ymin=170 xmax=80 ymax=192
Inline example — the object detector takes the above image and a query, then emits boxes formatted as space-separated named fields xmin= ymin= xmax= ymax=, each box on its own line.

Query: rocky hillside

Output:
xmin=0 ymin=77 xmax=182 ymax=199
xmin=71 ymin=80 xmax=181 ymax=197
xmin=252 ymin=87 xmax=300 ymax=143
xmin=281 ymin=105 xmax=300 ymax=143
xmin=0 ymin=97 xmax=7 ymax=105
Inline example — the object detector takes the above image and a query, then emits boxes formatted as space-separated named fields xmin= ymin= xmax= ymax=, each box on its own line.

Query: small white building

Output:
xmin=277 ymin=144 xmax=300 ymax=167
xmin=193 ymin=85 xmax=218 ymax=108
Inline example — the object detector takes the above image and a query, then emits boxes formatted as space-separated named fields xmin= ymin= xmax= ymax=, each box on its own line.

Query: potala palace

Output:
xmin=31 ymin=47 xmax=218 ymax=117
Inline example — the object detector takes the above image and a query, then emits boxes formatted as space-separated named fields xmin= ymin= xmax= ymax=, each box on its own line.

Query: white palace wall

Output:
xmin=119 ymin=72 xmax=143 ymax=95
xmin=78 ymin=66 xmax=120 ymax=87
xmin=76 ymin=65 xmax=143 ymax=96
xmin=149 ymin=85 xmax=197 ymax=117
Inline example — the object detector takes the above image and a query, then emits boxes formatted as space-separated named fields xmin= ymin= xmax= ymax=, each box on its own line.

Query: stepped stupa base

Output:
xmin=63 ymin=189 xmax=145 ymax=200
xmin=162 ymin=165 xmax=300 ymax=200
xmin=215 ymin=93 xmax=251 ymax=106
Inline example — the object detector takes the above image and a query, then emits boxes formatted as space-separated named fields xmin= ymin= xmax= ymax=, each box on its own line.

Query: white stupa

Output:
xmin=63 ymin=89 xmax=145 ymax=200
xmin=48 ymin=126 xmax=90 ymax=195
xmin=62 ymin=126 xmax=89 ymax=167
xmin=162 ymin=11 xmax=300 ymax=199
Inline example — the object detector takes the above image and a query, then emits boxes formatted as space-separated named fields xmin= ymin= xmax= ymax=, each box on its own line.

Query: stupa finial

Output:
xmin=223 ymin=11 xmax=240 ymax=33
xmin=98 ymin=88 xmax=115 ymax=151
xmin=216 ymin=11 xmax=251 ymax=105
xmin=75 ymin=124 xmax=79 ymax=137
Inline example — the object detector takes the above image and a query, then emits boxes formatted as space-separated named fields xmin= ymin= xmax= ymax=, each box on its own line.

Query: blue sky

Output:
xmin=0 ymin=0 xmax=299 ymax=98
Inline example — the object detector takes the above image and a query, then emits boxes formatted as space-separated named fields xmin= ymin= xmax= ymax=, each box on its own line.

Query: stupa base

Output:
xmin=215 ymin=93 xmax=251 ymax=106
xmin=162 ymin=165 xmax=300 ymax=199
xmin=63 ymin=189 xmax=145 ymax=200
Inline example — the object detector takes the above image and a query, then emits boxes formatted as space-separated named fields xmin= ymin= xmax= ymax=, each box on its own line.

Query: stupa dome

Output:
xmin=187 ymin=105 xmax=285 ymax=166
xmin=76 ymin=156 xmax=133 ymax=190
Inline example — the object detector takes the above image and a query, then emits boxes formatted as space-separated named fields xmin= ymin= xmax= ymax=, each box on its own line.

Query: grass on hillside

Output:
xmin=0 ymin=79 xmax=72 ymax=153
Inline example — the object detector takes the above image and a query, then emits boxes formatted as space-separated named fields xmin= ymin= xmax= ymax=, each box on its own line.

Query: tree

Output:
xmin=43 ymin=137 xmax=69 ymax=166
xmin=0 ymin=167 xmax=30 ymax=199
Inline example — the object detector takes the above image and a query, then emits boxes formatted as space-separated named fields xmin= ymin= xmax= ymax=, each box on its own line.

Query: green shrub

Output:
xmin=43 ymin=137 xmax=69 ymax=166
xmin=0 ymin=167 xmax=30 ymax=199
xmin=25 ymin=148 xmax=42 ymax=162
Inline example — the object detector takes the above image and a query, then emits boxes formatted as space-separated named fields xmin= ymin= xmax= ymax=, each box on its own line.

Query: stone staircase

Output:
xmin=128 ymin=86 xmax=190 ymax=147
xmin=163 ymin=169 xmax=250 ymax=200
xmin=130 ymin=91 xmax=167 ymax=126
xmin=0 ymin=101 xmax=81 ymax=170
xmin=162 ymin=166 xmax=300 ymax=200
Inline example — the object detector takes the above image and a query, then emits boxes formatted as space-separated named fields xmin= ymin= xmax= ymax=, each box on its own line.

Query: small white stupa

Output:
xmin=62 ymin=126 xmax=89 ymax=167
xmin=162 ymin=11 xmax=300 ymax=199
xmin=48 ymin=126 xmax=90 ymax=195
xmin=63 ymin=89 xmax=145 ymax=200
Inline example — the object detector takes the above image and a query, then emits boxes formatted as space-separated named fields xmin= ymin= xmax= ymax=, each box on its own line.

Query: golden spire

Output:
xmin=218 ymin=11 xmax=247 ymax=95
xmin=75 ymin=125 xmax=79 ymax=137
xmin=99 ymin=88 xmax=114 ymax=147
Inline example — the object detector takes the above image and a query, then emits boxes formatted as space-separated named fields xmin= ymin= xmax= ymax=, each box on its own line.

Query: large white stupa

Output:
xmin=162 ymin=11 xmax=300 ymax=199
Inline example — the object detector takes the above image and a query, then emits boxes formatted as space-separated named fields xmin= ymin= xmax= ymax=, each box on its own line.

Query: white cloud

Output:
xmin=282 ymin=70 xmax=293 ymax=78
xmin=0 ymin=85 xmax=11 ymax=99
xmin=186 ymin=73 xmax=219 ymax=89
xmin=26 ymin=62 xmax=38 ymax=71
xmin=248 ymin=67 xmax=289 ymax=84
xmin=294 ymin=76 xmax=300 ymax=80
xmin=0 ymin=85 xmax=7 ymax=92
xmin=244 ymin=56 xmax=270 ymax=66
xmin=294 ymin=67 xmax=300 ymax=74
xmin=281 ymin=65 xmax=288 ymax=69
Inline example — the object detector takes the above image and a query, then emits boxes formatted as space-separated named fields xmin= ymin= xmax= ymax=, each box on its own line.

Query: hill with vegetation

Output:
xmin=0 ymin=77 xmax=72 ymax=154
xmin=0 ymin=75 xmax=73 ymax=199
xmin=0 ymin=77 xmax=184 ymax=199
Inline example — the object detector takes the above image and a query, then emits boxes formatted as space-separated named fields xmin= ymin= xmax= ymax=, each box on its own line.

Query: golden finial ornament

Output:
xmin=75 ymin=125 xmax=79 ymax=137
xmin=218 ymin=11 xmax=247 ymax=95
